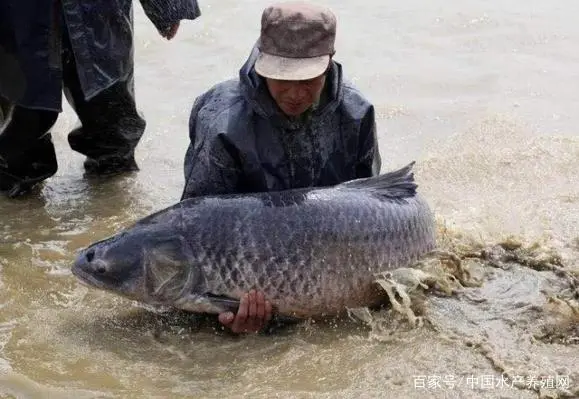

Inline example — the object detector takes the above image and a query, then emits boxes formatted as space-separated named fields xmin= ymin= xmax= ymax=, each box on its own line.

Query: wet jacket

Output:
xmin=0 ymin=0 xmax=201 ymax=112
xmin=181 ymin=45 xmax=382 ymax=200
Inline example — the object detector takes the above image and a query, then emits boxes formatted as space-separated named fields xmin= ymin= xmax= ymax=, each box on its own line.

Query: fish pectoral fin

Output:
xmin=173 ymin=293 xmax=303 ymax=326
xmin=174 ymin=293 xmax=240 ymax=314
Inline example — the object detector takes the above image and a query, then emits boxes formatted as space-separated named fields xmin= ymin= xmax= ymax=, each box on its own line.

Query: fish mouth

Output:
xmin=71 ymin=263 xmax=143 ymax=303
xmin=70 ymin=265 xmax=109 ymax=290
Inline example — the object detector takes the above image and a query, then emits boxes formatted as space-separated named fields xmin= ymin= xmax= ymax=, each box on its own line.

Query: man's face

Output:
xmin=265 ymin=73 xmax=326 ymax=117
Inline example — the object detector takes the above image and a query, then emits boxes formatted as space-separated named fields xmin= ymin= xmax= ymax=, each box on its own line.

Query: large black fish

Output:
xmin=71 ymin=162 xmax=436 ymax=319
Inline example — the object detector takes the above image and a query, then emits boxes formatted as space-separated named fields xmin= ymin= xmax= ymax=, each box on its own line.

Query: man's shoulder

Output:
xmin=341 ymin=79 xmax=372 ymax=105
xmin=186 ymin=78 xmax=253 ymax=142
xmin=337 ymin=78 xmax=375 ymax=119
xmin=193 ymin=78 xmax=244 ymax=112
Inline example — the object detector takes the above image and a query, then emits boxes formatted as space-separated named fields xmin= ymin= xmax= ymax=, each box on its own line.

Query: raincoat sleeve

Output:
xmin=180 ymin=96 xmax=241 ymax=200
xmin=139 ymin=0 xmax=201 ymax=36
xmin=356 ymin=105 xmax=382 ymax=177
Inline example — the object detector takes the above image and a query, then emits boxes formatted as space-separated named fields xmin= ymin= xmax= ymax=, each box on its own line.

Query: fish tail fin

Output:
xmin=338 ymin=161 xmax=417 ymax=199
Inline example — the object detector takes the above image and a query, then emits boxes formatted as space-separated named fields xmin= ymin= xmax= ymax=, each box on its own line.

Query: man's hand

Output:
xmin=160 ymin=21 xmax=180 ymax=40
xmin=218 ymin=290 xmax=273 ymax=333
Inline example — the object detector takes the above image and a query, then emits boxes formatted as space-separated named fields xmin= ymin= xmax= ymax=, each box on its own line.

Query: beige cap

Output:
xmin=254 ymin=2 xmax=337 ymax=80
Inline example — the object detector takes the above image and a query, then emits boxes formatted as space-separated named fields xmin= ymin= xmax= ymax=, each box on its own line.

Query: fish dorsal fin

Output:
xmin=337 ymin=161 xmax=417 ymax=200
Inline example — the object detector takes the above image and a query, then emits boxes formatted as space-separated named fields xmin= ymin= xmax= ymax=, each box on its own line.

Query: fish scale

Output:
xmin=187 ymin=177 xmax=433 ymax=315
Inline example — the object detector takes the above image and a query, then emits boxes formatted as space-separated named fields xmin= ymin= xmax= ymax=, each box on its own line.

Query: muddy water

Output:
xmin=1 ymin=0 xmax=578 ymax=398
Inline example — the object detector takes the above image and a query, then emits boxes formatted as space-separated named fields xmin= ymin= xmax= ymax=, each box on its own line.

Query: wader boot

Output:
xmin=61 ymin=26 xmax=145 ymax=177
xmin=0 ymin=106 xmax=58 ymax=198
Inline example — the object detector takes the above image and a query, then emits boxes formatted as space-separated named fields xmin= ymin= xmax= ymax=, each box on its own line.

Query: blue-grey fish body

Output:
xmin=71 ymin=162 xmax=436 ymax=319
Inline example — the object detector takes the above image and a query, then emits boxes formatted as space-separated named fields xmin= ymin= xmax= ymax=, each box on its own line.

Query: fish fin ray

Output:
xmin=174 ymin=293 xmax=240 ymax=314
xmin=337 ymin=161 xmax=417 ymax=199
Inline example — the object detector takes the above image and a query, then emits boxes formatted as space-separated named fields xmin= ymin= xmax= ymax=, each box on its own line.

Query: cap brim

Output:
xmin=254 ymin=52 xmax=330 ymax=80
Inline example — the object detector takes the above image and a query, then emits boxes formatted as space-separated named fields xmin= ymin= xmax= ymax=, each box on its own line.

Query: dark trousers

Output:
xmin=0 ymin=21 xmax=146 ymax=187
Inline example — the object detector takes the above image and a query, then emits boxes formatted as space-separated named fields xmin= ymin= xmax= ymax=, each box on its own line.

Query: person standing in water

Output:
xmin=0 ymin=0 xmax=202 ymax=198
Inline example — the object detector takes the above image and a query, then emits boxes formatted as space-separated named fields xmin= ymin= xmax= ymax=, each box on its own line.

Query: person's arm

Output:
xmin=355 ymin=104 xmax=382 ymax=178
xmin=180 ymin=96 xmax=241 ymax=200
xmin=139 ymin=0 xmax=201 ymax=39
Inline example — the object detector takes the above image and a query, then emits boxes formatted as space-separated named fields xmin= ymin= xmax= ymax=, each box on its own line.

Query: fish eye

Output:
xmin=96 ymin=264 xmax=107 ymax=274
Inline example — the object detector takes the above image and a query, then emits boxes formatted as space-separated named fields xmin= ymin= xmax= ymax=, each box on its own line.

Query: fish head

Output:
xmin=71 ymin=229 xmax=146 ymax=300
xmin=71 ymin=223 xmax=198 ymax=306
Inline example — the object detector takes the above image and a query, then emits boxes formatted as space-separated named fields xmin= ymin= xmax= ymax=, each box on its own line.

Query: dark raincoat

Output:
xmin=181 ymin=45 xmax=382 ymax=200
xmin=0 ymin=0 xmax=201 ymax=112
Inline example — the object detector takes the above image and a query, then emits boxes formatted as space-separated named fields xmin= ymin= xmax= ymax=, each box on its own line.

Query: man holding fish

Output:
xmin=180 ymin=2 xmax=383 ymax=333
